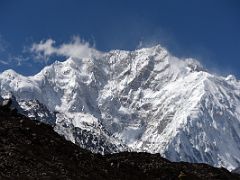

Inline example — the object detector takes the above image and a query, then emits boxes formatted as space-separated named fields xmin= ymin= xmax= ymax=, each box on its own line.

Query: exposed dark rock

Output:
xmin=0 ymin=104 xmax=239 ymax=179
xmin=1 ymin=98 xmax=12 ymax=109
xmin=0 ymin=96 xmax=3 ymax=104
xmin=233 ymin=167 xmax=240 ymax=174
xmin=0 ymin=96 xmax=24 ymax=115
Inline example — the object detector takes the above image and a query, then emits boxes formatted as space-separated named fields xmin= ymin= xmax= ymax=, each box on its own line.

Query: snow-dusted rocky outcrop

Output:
xmin=1 ymin=45 xmax=240 ymax=170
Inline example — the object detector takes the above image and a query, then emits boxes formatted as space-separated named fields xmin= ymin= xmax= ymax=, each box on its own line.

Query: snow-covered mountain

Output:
xmin=1 ymin=45 xmax=240 ymax=170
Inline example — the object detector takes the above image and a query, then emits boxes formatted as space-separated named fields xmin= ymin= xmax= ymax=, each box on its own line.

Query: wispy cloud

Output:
xmin=0 ymin=34 xmax=8 ymax=53
xmin=0 ymin=35 xmax=10 ymax=66
xmin=0 ymin=55 xmax=30 ymax=67
xmin=30 ymin=36 xmax=101 ymax=62
xmin=0 ymin=60 xmax=9 ymax=65
xmin=10 ymin=55 xmax=30 ymax=66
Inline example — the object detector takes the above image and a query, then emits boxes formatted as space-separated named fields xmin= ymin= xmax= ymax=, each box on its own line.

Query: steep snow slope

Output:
xmin=1 ymin=45 xmax=240 ymax=170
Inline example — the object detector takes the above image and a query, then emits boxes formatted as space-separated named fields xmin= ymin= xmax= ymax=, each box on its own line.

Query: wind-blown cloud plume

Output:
xmin=30 ymin=36 xmax=101 ymax=61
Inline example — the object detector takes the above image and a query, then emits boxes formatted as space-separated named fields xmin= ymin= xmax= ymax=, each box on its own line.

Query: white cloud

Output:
xmin=31 ymin=39 xmax=56 ymax=57
xmin=30 ymin=36 xmax=101 ymax=61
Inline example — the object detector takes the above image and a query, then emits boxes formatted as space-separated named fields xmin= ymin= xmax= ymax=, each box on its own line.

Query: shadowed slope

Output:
xmin=0 ymin=105 xmax=239 ymax=179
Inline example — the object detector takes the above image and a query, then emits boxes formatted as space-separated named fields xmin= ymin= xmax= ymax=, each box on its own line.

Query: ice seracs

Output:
xmin=0 ymin=45 xmax=240 ymax=170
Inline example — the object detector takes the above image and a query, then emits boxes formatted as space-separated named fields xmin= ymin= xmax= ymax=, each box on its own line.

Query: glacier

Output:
xmin=1 ymin=45 xmax=240 ymax=170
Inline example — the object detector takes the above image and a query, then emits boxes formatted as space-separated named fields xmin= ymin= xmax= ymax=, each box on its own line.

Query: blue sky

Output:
xmin=0 ymin=0 xmax=240 ymax=77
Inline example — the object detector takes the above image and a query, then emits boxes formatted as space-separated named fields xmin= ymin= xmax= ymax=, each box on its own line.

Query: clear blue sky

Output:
xmin=0 ymin=0 xmax=240 ymax=77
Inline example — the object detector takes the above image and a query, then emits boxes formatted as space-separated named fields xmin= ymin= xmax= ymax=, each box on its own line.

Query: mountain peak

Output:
xmin=0 ymin=45 xmax=240 ymax=170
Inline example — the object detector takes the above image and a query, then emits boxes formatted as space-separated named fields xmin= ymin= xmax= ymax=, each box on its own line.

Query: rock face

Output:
xmin=1 ymin=45 xmax=240 ymax=170
xmin=0 ymin=106 xmax=239 ymax=180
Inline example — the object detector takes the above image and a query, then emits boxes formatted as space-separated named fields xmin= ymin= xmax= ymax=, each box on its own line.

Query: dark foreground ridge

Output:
xmin=0 ymin=104 xmax=239 ymax=180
